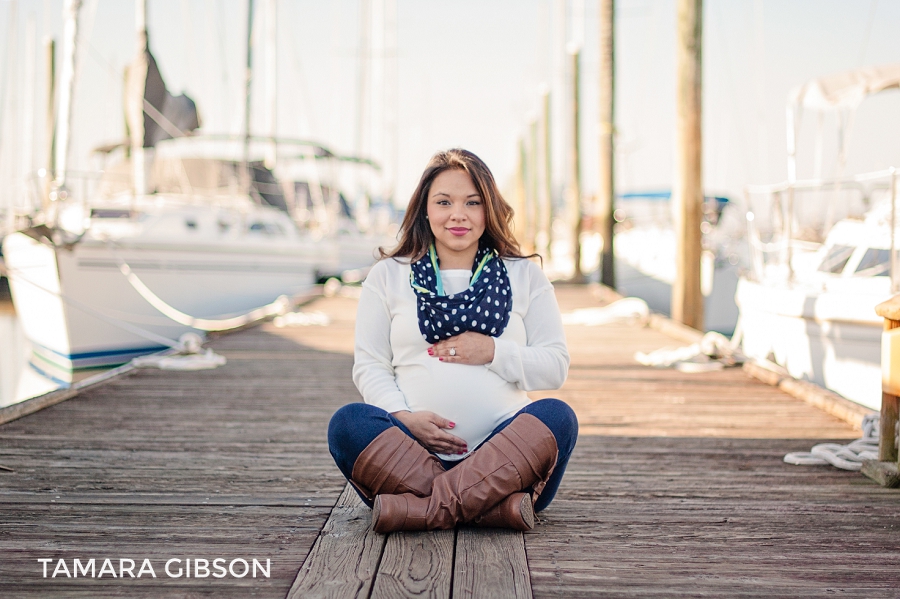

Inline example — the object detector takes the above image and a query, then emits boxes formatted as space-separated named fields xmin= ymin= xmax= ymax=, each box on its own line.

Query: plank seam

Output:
xmin=522 ymin=526 xmax=535 ymax=597
xmin=448 ymin=526 xmax=458 ymax=599
xmin=366 ymin=522 xmax=387 ymax=599
xmin=284 ymin=484 xmax=346 ymax=599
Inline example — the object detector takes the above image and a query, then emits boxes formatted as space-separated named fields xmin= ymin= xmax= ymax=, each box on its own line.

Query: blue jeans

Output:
xmin=327 ymin=398 xmax=578 ymax=512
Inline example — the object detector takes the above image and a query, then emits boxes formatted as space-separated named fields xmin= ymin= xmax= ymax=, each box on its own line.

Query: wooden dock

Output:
xmin=1 ymin=284 xmax=897 ymax=597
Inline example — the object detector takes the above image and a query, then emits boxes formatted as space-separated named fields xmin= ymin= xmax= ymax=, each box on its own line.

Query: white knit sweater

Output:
xmin=352 ymin=256 xmax=569 ymax=461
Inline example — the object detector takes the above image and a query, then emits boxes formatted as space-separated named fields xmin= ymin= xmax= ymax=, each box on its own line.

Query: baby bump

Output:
xmin=395 ymin=363 xmax=528 ymax=450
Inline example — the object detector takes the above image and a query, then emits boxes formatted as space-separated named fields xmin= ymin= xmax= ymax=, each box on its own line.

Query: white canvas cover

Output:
xmin=789 ymin=63 xmax=900 ymax=111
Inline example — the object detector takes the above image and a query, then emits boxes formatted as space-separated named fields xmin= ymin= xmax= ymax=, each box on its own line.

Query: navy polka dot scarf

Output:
xmin=409 ymin=243 xmax=512 ymax=342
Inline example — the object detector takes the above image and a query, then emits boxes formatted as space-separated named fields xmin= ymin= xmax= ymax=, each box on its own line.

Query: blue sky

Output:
xmin=1 ymin=0 xmax=899 ymax=208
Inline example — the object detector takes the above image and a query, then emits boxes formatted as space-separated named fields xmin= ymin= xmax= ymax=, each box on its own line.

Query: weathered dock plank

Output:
xmin=286 ymin=486 xmax=386 ymax=599
xmin=522 ymin=286 xmax=897 ymax=598
xmin=453 ymin=527 xmax=532 ymax=599
xmin=2 ymin=287 xmax=897 ymax=598
xmin=370 ymin=529 xmax=455 ymax=598
xmin=0 ymin=295 xmax=362 ymax=597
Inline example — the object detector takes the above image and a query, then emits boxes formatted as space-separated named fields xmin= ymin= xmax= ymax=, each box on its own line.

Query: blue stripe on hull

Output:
xmin=32 ymin=343 xmax=170 ymax=370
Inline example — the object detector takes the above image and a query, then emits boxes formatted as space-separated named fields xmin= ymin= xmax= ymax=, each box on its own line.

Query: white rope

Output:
xmin=784 ymin=414 xmax=880 ymax=471
xmin=131 ymin=333 xmax=227 ymax=371
xmin=561 ymin=297 xmax=649 ymax=326
xmin=634 ymin=331 xmax=745 ymax=371
xmin=273 ymin=310 xmax=330 ymax=328
xmin=100 ymin=235 xmax=308 ymax=331
xmin=114 ymin=258 xmax=292 ymax=331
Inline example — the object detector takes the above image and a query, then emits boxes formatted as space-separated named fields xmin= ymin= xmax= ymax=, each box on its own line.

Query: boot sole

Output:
xmin=519 ymin=494 xmax=535 ymax=530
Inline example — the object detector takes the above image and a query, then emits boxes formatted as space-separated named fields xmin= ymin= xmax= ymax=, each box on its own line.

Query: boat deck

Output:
xmin=1 ymin=285 xmax=897 ymax=598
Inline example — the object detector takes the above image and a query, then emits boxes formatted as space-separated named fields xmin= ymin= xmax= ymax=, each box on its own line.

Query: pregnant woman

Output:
xmin=328 ymin=148 xmax=577 ymax=532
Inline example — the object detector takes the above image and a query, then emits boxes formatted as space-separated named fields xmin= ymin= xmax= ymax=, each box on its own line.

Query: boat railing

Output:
xmin=744 ymin=168 xmax=899 ymax=289
xmin=8 ymin=168 xmax=255 ymax=233
xmin=7 ymin=170 xmax=120 ymax=222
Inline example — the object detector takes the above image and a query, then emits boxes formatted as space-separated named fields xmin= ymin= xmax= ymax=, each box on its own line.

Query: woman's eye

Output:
xmin=467 ymin=200 xmax=482 ymax=206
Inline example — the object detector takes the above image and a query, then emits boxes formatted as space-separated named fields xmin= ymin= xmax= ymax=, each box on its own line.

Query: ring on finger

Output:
xmin=449 ymin=347 xmax=457 ymax=357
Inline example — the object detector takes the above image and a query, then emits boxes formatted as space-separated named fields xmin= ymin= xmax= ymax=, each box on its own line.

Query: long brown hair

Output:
xmin=381 ymin=148 xmax=531 ymax=262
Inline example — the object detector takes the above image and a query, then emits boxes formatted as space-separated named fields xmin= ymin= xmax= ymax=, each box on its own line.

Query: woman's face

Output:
xmin=426 ymin=169 xmax=486 ymax=267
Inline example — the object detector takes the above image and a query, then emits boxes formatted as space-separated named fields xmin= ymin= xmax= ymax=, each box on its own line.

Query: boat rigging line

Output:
xmin=111 ymin=251 xmax=293 ymax=332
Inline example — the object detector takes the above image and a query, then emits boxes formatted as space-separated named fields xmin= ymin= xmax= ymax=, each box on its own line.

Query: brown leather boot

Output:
xmin=350 ymin=426 xmax=532 ymax=530
xmin=372 ymin=490 xmax=535 ymax=532
xmin=373 ymin=414 xmax=558 ymax=533
xmin=350 ymin=427 xmax=443 ymax=500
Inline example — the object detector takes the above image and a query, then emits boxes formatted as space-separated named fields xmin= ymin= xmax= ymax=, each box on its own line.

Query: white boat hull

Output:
xmin=3 ymin=231 xmax=319 ymax=369
xmin=736 ymin=277 xmax=886 ymax=411
xmin=613 ymin=224 xmax=741 ymax=335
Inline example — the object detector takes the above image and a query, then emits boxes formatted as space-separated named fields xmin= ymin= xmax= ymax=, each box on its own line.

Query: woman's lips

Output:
xmin=448 ymin=227 xmax=470 ymax=236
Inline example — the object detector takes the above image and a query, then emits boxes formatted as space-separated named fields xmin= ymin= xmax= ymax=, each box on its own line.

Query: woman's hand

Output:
xmin=428 ymin=332 xmax=495 ymax=366
xmin=391 ymin=410 xmax=468 ymax=455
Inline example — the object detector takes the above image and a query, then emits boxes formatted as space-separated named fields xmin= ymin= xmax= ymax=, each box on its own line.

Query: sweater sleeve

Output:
xmin=351 ymin=265 xmax=410 ymax=414
xmin=486 ymin=263 xmax=570 ymax=391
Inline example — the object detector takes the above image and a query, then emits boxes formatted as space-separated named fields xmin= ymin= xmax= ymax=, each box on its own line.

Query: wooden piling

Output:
xmin=513 ymin=137 xmax=529 ymax=252
xmin=597 ymin=0 xmax=615 ymax=289
xmin=539 ymin=89 xmax=552 ymax=259
xmin=567 ymin=48 xmax=585 ymax=282
xmin=527 ymin=118 xmax=539 ymax=253
xmin=672 ymin=0 xmax=704 ymax=329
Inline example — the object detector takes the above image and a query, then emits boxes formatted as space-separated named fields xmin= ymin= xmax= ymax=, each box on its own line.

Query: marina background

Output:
xmin=2 ymin=3 xmax=900 ymax=593
xmin=1 ymin=0 xmax=899 ymax=209
xmin=1 ymin=0 xmax=900 ymax=408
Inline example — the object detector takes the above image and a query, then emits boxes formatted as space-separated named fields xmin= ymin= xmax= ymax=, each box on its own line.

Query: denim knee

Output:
xmin=523 ymin=398 xmax=578 ymax=457
xmin=328 ymin=403 xmax=383 ymax=448
xmin=327 ymin=403 xmax=394 ymax=475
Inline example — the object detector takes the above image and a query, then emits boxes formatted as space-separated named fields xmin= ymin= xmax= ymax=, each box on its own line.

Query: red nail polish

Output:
xmin=448 ymin=422 xmax=455 ymax=428
xmin=439 ymin=357 xmax=444 ymax=361
xmin=427 ymin=348 xmax=434 ymax=355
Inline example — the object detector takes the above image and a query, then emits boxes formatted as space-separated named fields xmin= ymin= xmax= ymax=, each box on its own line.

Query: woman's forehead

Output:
xmin=429 ymin=170 xmax=478 ymax=196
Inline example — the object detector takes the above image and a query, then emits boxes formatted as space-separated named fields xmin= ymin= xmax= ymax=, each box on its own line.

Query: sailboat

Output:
xmin=736 ymin=64 xmax=900 ymax=411
xmin=2 ymin=0 xmax=324 ymax=371
xmin=237 ymin=135 xmax=398 ymax=282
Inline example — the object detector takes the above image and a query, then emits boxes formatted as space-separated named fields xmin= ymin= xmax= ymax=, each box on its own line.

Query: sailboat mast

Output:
xmin=53 ymin=0 xmax=83 ymax=189
xmin=243 ymin=0 xmax=255 ymax=195
xmin=22 ymin=15 xmax=36 ymax=180
xmin=264 ymin=0 xmax=277 ymax=168
xmin=355 ymin=0 xmax=370 ymax=160
xmin=1 ymin=0 xmax=18 ymax=228
xmin=43 ymin=37 xmax=55 ymax=209
xmin=132 ymin=0 xmax=148 ymax=196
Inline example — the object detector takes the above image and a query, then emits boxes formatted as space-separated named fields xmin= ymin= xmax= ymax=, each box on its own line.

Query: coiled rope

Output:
xmin=783 ymin=414 xmax=881 ymax=471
